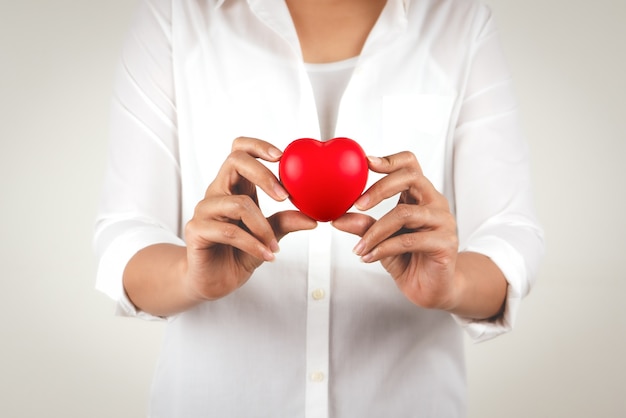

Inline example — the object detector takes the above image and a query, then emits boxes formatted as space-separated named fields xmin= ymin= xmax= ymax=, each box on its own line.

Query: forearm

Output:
xmin=123 ymin=244 xmax=199 ymax=317
xmin=447 ymin=251 xmax=508 ymax=320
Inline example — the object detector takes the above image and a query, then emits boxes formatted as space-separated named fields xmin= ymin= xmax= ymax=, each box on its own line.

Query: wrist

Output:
xmin=445 ymin=252 xmax=508 ymax=320
xmin=441 ymin=263 xmax=466 ymax=315
xmin=180 ymin=251 xmax=212 ymax=305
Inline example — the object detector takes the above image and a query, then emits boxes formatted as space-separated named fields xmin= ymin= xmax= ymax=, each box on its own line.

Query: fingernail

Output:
xmin=262 ymin=248 xmax=276 ymax=262
xmin=268 ymin=147 xmax=282 ymax=159
xmin=270 ymin=239 xmax=280 ymax=253
xmin=361 ymin=252 xmax=374 ymax=263
xmin=367 ymin=155 xmax=382 ymax=165
xmin=353 ymin=239 xmax=366 ymax=256
xmin=354 ymin=194 xmax=369 ymax=210
xmin=274 ymin=183 xmax=289 ymax=200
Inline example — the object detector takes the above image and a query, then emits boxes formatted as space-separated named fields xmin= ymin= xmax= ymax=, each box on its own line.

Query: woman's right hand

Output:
xmin=182 ymin=137 xmax=317 ymax=301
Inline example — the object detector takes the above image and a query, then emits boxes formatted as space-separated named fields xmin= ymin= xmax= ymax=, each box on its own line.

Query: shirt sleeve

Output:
xmin=93 ymin=0 xmax=183 ymax=319
xmin=451 ymin=9 xmax=545 ymax=342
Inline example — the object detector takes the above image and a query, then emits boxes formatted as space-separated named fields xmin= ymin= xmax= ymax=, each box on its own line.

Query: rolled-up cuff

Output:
xmin=452 ymin=235 xmax=528 ymax=343
xmin=95 ymin=225 xmax=185 ymax=320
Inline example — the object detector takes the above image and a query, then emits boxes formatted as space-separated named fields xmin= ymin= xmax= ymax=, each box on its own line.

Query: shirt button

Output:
xmin=311 ymin=288 xmax=326 ymax=300
xmin=310 ymin=371 xmax=325 ymax=382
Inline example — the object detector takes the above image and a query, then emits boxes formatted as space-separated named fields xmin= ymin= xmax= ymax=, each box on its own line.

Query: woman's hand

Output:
xmin=332 ymin=152 xmax=461 ymax=311
xmin=183 ymin=137 xmax=317 ymax=302
xmin=333 ymin=152 xmax=508 ymax=319
xmin=123 ymin=137 xmax=317 ymax=316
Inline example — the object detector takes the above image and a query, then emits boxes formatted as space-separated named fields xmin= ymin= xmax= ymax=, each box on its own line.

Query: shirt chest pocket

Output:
xmin=380 ymin=94 xmax=455 ymax=184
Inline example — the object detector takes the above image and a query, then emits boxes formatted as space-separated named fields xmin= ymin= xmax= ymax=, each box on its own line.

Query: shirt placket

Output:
xmin=305 ymin=222 xmax=332 ymax=418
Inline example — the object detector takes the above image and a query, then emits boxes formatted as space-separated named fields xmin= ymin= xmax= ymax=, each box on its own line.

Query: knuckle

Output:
xmin=230 ymin=195 xmax=255 ymax=214
xmin=231 ymin=136 xmax=246 ymax=151
xmin=403 ymin=151 xmax=418 ymax=164
xmin=408 ymin=167 xmax=421 ymax=179
xmin=392 ymin=151 xmax=417 ymax=167
xmin=220 ymin=223 xmax=239 ymax=240
xmin=394 ymin=204 xmax=413 ymax=220
xmin=184 ymin=219 xmax=197 ymax=239
xmin=404 ymin=152 xmax=423 ymax=174
xmin=448 ymin=233 xmax=459 ymax=251
xmin=226 ymin=149 xmax=245 ymax=165
xmin=195 ymin=197 xmax=211 ymax=214
xmin=188 ymin=201 xmax=208 ymax=229
xmin=356 ymin=215 xmax=374 ymax=232
xmin=399 ymin=232 xmax=417 ymax=249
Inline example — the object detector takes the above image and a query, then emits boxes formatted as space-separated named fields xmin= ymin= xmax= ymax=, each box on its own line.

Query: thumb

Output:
xmin=268 ymin=211 xmax=318 ymax=242
xmin=331 ymin=213 xmax=376 ymax=237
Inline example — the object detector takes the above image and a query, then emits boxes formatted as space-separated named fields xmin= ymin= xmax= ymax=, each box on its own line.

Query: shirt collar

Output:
xmin=213 ymin=0 xmax=410 ymax=15
xmin=211 ymin=0 xmax=409 ymax=59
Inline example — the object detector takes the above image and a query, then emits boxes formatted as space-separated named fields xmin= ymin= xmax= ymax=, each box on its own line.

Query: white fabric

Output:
xmin=94 ymin=0 xmax=545 ymax=416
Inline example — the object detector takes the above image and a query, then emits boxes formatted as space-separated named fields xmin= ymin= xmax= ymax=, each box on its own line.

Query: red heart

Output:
xmin=279 ymin=137 xmax=368 ymax=222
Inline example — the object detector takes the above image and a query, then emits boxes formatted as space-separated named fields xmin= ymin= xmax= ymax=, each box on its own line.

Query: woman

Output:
xmin=95 ymin=0 xmax=544 ymax=416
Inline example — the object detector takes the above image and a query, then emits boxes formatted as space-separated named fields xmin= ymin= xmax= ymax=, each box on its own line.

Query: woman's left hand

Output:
xmin=332 ymin=152 xmax=460 ymax=311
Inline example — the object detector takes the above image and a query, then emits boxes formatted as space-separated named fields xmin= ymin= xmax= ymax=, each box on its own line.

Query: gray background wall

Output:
xmin=1 ymin=0 xmax=624 ymax=416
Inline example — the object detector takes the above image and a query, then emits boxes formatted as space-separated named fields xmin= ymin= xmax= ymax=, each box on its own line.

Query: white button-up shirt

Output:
xmin=94 ymin=0 xmax=544 ymax=416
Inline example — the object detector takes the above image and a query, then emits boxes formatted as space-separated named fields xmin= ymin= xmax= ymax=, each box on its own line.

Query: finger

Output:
xmin=267 ymin=210 xmax=318 ymax=242
xmin=355 ymin=152 xmax=424 ymax=211
xmin=367 ymin=152 xmax=423 ymax=176
xmin=354 ymin=166 xmax=430 ymax=211
xmin=210 ymin=149 xmax=288 ymax=202
xmin=353 ymin=204 xmax=455 ymax=256
xmin=192 ymin=219 xmax=276 ymax=262
xmin=231 ymin=136 xmax=283 ymax=162
xmin=191 ymin=195 xmax=280 ymax=259
xmin=355 ymin=168 xmax=449 ymax=214
xmin=370 ymin=153 xmax=449 ymax=210
xmin=356 ymin=152 xmax=450 ymax=211
xmin=360 ymin=229 xmax=458 ymax=264
xmin=331 ymin=213 xmax=376 ymax=237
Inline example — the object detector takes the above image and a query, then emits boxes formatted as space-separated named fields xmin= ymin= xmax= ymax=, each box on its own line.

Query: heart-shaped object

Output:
xmin=279 ymin=137 xmax=368 ymax=222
